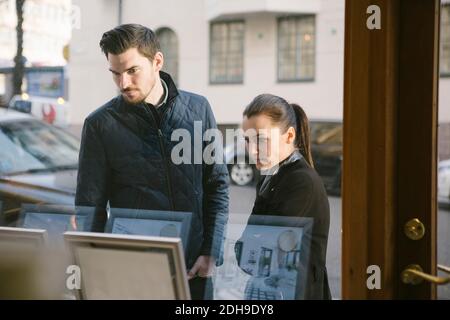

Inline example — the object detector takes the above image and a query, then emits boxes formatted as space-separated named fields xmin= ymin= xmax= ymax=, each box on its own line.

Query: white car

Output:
xmin=8 ymin=93 xmax=70 ymax=128
xmin=439 ymin=159 xmax=450 ymax=208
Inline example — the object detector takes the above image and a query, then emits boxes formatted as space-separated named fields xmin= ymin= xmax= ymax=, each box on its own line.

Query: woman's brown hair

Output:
xmin=243 ymin=94 xmax=314 ymax=168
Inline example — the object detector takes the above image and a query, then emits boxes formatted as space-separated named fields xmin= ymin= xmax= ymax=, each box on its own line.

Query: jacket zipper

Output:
xmin=145 ymin=103 xmax=175 ymax=211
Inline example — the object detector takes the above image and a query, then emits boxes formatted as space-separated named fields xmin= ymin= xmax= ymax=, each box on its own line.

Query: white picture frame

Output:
xmin=64 ymin=231 xmax=191 ymax=300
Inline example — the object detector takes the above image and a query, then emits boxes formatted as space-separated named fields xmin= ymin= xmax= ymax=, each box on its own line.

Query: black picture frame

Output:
xmin=237 ymin=214 xmax=314 ymax=300
xmin=104 ymin=208 xmax=192 ymax=252
xmin=18 ymin=204 xmax=95 ymax=241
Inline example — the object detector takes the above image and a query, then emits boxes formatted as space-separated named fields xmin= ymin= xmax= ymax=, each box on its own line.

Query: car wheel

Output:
xmin=229 ymin=163 xmax=255 ymax=186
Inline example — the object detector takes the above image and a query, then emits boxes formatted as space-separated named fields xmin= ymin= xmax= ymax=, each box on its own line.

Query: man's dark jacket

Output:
xmin=75 ymin=72 xmax=229 ymax=268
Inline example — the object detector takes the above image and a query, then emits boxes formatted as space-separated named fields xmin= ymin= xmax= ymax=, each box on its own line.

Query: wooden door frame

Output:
xmin=342 ymin=0 xmax=440 ymax=299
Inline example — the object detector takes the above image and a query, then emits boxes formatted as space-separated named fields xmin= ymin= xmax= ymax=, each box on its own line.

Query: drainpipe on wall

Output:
xmin=118 ymin=0 xmax=123 ymax=25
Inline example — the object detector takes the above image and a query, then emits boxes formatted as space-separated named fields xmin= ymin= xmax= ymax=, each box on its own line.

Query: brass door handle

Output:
xmin=401 ymin=264 xmax=450 ymax=285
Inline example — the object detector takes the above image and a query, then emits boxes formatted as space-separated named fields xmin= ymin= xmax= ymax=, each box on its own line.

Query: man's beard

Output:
xmin=121 ymin=89 xmax=149 ymax=105
xmin=122 ymin=80 xmax=157 ymax=105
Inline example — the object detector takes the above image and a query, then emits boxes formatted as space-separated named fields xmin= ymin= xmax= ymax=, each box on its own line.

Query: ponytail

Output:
xmin=290 ymin=103 xmax=314 ymax=168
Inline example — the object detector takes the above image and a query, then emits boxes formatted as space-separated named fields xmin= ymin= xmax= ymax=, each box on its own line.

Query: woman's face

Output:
xmin=242 ymin=114 xmax=296 ymax=170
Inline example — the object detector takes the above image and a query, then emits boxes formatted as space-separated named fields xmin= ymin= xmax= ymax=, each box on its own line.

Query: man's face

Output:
xmin=108 ymin=47 xmax=161 ymax=104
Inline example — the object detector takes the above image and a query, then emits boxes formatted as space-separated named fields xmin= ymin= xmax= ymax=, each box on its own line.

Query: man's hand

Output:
xmin=187 ymin=255 xmax=216 ymax=280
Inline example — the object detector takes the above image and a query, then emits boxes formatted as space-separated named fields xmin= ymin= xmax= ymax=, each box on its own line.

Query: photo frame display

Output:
xmin=18 ymin=204 xmax=94 ymax=245
xmin=64 ymin=231 xmax=191 ymax=300
xmin=104 ymin=208 xmax=192 ymax=252
xmin=214 ymin=214 xmax=313 ymax=300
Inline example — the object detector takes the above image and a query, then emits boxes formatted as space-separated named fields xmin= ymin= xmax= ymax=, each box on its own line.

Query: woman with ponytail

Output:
xmin=238 ymin=93 xmax=331 ymax=300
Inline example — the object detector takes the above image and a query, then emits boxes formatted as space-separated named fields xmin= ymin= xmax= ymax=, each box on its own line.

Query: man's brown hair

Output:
xmin=99 ymin=24 xmax=160 ymax=60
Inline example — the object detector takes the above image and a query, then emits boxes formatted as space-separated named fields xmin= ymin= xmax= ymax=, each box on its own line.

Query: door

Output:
xmin=342 ymin=0 xmax=450 ymax=299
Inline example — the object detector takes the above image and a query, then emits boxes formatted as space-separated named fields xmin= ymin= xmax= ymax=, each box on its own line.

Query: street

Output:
xmin=229 ymin=185 xmax=450 ymax=299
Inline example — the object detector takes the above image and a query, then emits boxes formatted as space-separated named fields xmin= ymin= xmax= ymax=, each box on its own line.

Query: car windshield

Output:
xmin=310 ymin=122 xmax=343 ymax=145
xmin=0 ymin=120 xmax=80 ymax=175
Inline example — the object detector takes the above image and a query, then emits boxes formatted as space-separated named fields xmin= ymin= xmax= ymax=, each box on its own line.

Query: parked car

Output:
xmin=439 ymin=159 xmax=450 ymax=208
xmin=0 ymin=108 xmax=79 ymax=227
xmin=224 ymin=142 xmax=259 ymax=187
xmin=225 ymin=120 xmax=343 ymax=195
xmin=8 ymin=93 xmax=70 ymax=127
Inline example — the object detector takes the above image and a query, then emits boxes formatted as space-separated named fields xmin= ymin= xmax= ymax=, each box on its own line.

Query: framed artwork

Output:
xmin=18 ymin=204 xmax=94 ymax=246
xmin=104 ymin=208 xmax=192 ymax=252
xmin=64 ymin=231 xmax=191 ymax=300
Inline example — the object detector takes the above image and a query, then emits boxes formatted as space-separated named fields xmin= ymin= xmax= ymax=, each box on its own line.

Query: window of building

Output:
xmin=156 ymin=27 xmax=179 ymax=84
xmin=441 ymin=4 xmax=450 ymax=76
xmin=278 ymin=15 xmax=316 ymax=82
xmin=210 ymin=21 xmax=244 ymax=84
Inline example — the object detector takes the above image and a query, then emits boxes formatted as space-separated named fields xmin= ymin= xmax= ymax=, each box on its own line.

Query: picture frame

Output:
xmin=214 ymin=214 xmax=313 ymax=300
xmin=0 ymin=226 xmax=56 ymax=299
xmin=18 ymin=204 xmax=95 ymax=244
xmin=64 ymin=231 xmax=191 ymax=300
xmin=0 ymin=226 xmax=48 ymax=248
xmin=104 ymin=208 xmax=192 ymax=252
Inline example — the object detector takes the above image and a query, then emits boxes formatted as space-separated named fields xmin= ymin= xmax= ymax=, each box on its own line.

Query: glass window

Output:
xmin=210 ymin=21 xmax=244 ymax=84
xmin=156 ymin=27 xmax=179 ymax=85
xmin=441 ymin=4 xmax=450 ymax=76
xmin=278 ymin=15 xmax=316 ymax=81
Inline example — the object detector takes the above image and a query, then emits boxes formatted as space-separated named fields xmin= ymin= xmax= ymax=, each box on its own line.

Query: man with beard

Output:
xmin=75 ymin=24 xmax=229 ymax=299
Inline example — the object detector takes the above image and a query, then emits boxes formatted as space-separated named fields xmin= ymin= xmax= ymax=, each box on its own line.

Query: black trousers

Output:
xmin=188 ymin=277 xmax=213 ymax=300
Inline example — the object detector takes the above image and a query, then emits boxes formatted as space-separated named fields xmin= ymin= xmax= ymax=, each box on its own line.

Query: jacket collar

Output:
xmin=258 ymin=150 xmax=303 ymax=196
xmin=160 ymin=71 xmax=179 ymax=103
xmin=260 ymin=150 xmax=303 ymax=177
xmin=157 ymin=78 xmax=169 ymax=107
xmin=116 ymin=71 xmax=179 ymax=113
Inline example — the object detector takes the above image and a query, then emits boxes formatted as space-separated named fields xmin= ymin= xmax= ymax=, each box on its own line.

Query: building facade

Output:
xmin=0 ymin=0 xmax=72 ymax=67
xmin=69 ymin=0 xmax=450 ymax=159
xmin=0 ymin=0 xmax=72 ymax=101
